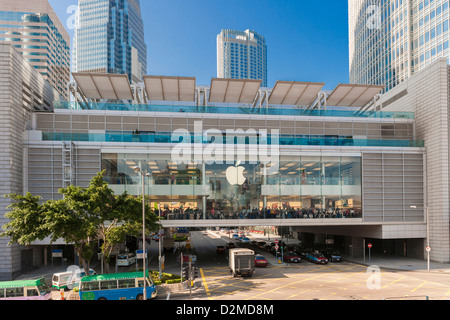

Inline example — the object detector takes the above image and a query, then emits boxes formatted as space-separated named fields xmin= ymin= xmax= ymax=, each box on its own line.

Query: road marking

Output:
xmin=199 ymin=268 xmax=211 ymax=297
xmin=411 ymin=281 xmax=428 ymax=293
xmin=243 ymin=271 xmax=332 ymax=300
xmin=382 ymin=275 xmax=408 ymax=289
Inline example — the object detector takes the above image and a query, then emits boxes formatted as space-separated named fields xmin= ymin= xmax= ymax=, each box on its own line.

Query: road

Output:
xmin=157 ymin=230 xmax=450 ymax=301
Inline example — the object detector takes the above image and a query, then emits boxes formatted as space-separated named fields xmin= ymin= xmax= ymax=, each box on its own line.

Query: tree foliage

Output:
xmin=1 ymin=171 xmax=160 ymax=275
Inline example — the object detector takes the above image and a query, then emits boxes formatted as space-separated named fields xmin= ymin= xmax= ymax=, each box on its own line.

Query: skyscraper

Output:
xmin=74 ymin=0 xmax=147 ymax=83
xmin=0 ymin=0 xmax=71 ymax=100
xmin=217 ymin=29 xmax=268 ymax=87
xmin=349 ymin=0 xmax=450 ymax=92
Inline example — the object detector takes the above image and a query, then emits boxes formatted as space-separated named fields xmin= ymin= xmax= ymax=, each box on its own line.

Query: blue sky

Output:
xmin=49 ymin=0 xmax=349 ymax=90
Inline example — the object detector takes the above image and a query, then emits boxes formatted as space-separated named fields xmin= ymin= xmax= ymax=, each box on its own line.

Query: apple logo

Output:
xmin=226 ymin=165 xmax=246 ymax=185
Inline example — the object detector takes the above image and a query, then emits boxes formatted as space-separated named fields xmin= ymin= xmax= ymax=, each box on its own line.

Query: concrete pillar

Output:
xmin=349 ymin=237 xmax=364 ymax=259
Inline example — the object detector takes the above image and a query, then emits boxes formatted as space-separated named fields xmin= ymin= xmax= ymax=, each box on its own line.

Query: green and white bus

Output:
xmin=79 ymin=271 xmax=157 ymax=300
xmin=0 ymin=278 xmax=52 ymax=300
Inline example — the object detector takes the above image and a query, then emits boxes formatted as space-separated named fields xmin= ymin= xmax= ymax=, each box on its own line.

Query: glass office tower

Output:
xmin=349 ymin=0 xmax=450 ymax=92
xmin=74 ymin=0 xmax=147 ymax=83
xmin=0 ymin=0 xmax=70 ymax=100
xmin=217 ymin=29 xmax=268 ymax=87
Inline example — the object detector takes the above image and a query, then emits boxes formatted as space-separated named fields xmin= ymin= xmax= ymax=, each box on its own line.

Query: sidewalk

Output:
xmin=344 ymin=255 xmax=450 ymax=273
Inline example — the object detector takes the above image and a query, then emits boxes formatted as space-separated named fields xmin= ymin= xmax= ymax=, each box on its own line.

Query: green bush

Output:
xmin=150 ymin=271 xmax=181 ymax=284
xmin=166 ymin=279 xmax=182 ymax=284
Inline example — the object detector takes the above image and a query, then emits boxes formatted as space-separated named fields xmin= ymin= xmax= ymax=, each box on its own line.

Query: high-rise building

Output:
xmin=349 ymin=0 xmax=450 ymax=92
xmin=217 ymin=29 xmax=268 ymax=87
xmin=74 ymin=0 xmax=147 ymax=83
xmin=0 ymin=0 xmax=70 ymax=100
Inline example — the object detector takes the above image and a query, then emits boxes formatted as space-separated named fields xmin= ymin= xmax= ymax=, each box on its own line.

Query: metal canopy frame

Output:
xmin=208 ymin=78 xmax=261 ymax=104
xmin=325 ymin=83 xmax=384 ymax=108
xmin=268 ymin=81 xmax=325 ymax=106
xmin=143 ymin=76 xmax=196 ymax=102
xmin=71 ymin=73 xmax=133 ymax=101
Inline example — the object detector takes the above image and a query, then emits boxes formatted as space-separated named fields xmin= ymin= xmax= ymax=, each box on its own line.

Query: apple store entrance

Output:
xmin=101 ymin=153 xmax=362 ymax=220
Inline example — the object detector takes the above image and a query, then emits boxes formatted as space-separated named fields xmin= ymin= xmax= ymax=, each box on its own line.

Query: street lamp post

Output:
xmin=133 ymin=166 xmax=151 ymax=300
xmin=411 ymin=205 xmax=430 ymax=271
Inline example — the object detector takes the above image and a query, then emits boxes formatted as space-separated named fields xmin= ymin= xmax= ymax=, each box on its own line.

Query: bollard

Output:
xmin=60 ymin=289 xmax=65 ymax=300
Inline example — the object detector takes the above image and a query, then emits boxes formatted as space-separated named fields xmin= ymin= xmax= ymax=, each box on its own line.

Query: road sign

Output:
xmin=52 ymin=249 xmax=63 ymax=258
xmin=368 ymin=243 xmax=373 ymax=249
xmin=275 ymin=245 xmax=279 ymax=250
xmin=136 ymin=250 xmax=147 ymax=259
xmin=275 ymin=239 xmax=279 ymax=244
xmin=426 ymin=246 xmax=431 ymax=252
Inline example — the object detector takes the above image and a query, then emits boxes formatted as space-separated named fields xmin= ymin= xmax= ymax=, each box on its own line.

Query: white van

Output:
xmin=117 ymin=253 xmax=137 ymax=267
xmin=52 ymin=268 xmax=96 ymax=290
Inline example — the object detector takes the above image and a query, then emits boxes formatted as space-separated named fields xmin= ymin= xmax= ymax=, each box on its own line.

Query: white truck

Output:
xmin=229 ymin=248 xmax=255 ymax=278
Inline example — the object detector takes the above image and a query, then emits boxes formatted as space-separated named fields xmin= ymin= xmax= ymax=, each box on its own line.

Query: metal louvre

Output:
xmin=326 ymin=84 xmax=384 ymax=108
xmin=72 ymin=73 xmax=133 ymax=100
xmin=208 ymin=78 xmax=261 ymax=104
xmin=144 ymin=76 xmax=196 ymax=102
xmin=268 ymin=81 xmax=325 ymax=106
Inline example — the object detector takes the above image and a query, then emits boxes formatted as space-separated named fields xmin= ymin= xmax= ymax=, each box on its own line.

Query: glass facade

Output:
xmin=74 ymin=0 xmax=147 ymax=83
xmin=349 ymin=0 xmax=450 ymax=92
xmin=102 ymin=154 xmax=362 ymax=220
xmin=53 ymin=101 xmax=416 ymax=119
xmin=217 ymin=29 xmax=268 ymax=87
xmin=0 ymin=10 xmax=70 ymax=99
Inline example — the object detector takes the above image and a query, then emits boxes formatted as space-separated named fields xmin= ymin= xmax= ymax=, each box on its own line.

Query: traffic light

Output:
xmin=182 ymin=266 xmax=189 ymax=280
xmin=191 ymin=267 xmax=199 ymax=280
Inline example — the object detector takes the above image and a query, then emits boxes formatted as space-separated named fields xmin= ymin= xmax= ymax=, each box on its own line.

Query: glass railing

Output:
xmin=42 ymin=131 xmax=425 ymax=148
xmin=54 ymin=101 xmax=415 ymax=119
xmin=151 ymin=209 xmax=363 ymax=221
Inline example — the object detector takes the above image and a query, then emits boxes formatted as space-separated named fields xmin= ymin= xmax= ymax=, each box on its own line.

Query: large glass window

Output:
xmin=101 ymin=154 xmax=362 ymax=219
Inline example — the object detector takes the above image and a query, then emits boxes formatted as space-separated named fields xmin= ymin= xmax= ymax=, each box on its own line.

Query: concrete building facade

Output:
xmin=0 ymin=43 xmax=59 ymax=280
xmin=374 ymin=58 xmax=450 ymax=263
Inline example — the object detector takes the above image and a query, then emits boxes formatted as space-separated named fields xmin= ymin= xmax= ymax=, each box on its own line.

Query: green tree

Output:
xmin=1 ymin=193 xmax=49 ymax=245
xmin=2 ymin=171 xmax=160 ymax=275
xmin=41 ymin=187 xmax=98 ymax=275
xmin=89 ymin=172 xmax=160 ymax=273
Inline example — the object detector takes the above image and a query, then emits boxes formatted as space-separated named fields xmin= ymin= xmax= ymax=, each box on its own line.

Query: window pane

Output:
xmin=100 ymin=280 xmax=118 ymax=290
xmin=118 ymin=279 xmax=135 ymax=289
xmin=27 ymin=288 xmax=39 ymax=297
xmin=6 ymin=287 xmax=24 ymax=297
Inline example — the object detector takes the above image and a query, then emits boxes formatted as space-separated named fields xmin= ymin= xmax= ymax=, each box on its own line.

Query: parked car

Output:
xmin=226 ymin=242 xmax=236 ymax=250
xmin=307 ymin=252 xmax=329 ymax=264
xmin=240 ymin=237 xmax=251 ymax=243
xmin=254 ymin=254 xmax=268 ymax=267
xmin=117 ymin=253 xmax=137 ymax=266
xmin=323 ymin=250 xmax=343 ymax=262
xmin=216 ymin=245 xmax=226 ymax=254
xmin=232 ymin=234 xmax=240 ymax=240
xmin=283 ymin=251 xmax=301 ymax=263
xmin=299 ymin=247 xmax=312 ymax=260
xmin=256 ymin=241 xmax=267 ymax=249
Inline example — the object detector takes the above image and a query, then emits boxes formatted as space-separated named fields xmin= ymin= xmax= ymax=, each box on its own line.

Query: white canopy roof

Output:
xmin=72 ymin=73 xmax=133 ymax=100
xmin=208 ymin=78 xmax=261 ymax=104
xmin=326 ymin=83 xmax=384 ymax=108
xmin=144 ymin=76 xmax=196 ymax=101
xmin=268 ymin=81 xmax=325 ymax=106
